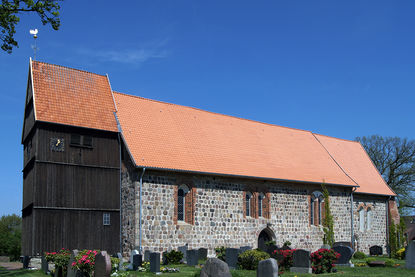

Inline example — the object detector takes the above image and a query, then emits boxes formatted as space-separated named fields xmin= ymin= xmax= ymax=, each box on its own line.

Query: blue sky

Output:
xmin=1 ymin=0 xmax=415 ymax=216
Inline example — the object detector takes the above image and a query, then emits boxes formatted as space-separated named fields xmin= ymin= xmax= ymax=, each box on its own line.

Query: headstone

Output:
xmin=320 ymin=244 xmax=331 ymax=250
xmin=239 ymin=246 xmax=252 ymax=254
xmin=178 ymin=245 xmax=188 ymax=262
xmin=406 ymin=240 xmax=415 ymax=269
xmin=162 ymin=251 xmax=168 ymax=265
xmin=94 ymin=251 xmax=111 ymax=277
xmin=199 ymin=248 xmax=208 ymax=261
xmin=149 ymin=252 xmax=160 ymax=273
xmin=225 ymin=248 xmax=239 ymax=269
xmin=187 ymin=249 xmax=199 ymax=266
xmin=132 ymin=254 xmax=142 ymax=270
xmin=257 ymin=258 xmax=278 ymax=277
xmin=67 ymin=249 xmax=79 ymax=277
xmin=22 ymin=256 xmax=30 ymax=269
xmin=368 ymin=261 xmax=386 ymax=267
xmin=129 ymin=249 xmax=139 ymax=263
xmin=144 ymin=250 xmax=151 ymax=262
xmin=41 ymin=256 xmax=48 ymax=274
xmin=369 ymin=245 xmax=383 ymax=256
xmin=290 ymin=249 xmax=311 ymax=274
xmin=266 ymin=245 xmax=279 ymax=256
xmin=333 ymin=245 xmax=354 ymax=266
xmin=200 ymin=258 xmax=232 ymax=277
xmin=333 ymin=241 xmax=352 ymax=248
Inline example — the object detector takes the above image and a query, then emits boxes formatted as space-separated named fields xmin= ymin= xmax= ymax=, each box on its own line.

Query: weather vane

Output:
xmin=29 ymin=29 xmax=38 ymax=60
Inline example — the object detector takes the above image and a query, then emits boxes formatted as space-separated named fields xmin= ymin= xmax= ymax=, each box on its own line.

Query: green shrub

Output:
xmin=283 ymin=241 xmax=291 ymax=248
xmin=365 ymin=257 xmax=376 ymax=264
xmin=111 ymin=257 xmax=120 ymax=272
xmin=237 ymin=249 xmax=270 ymax=270
xmin=321 ymin=183 xmax=334 ymax=247
xmin=163 ymin=250 xmax=183 ymax=265
xmin=265 ymin=240 xmax=276 ymax=246
xmin=44 ymin=249 xmax=71 ymax=274
xmin=396 ymin=248 xmax=405 ymax=260
xmin=353 ymin=251 xmax=367 ymax=259
xmin=215 ymin=246 xmax=226 ymax=261
xmin=0 ymin=214 xmax=21 ymax=261
xmin=385 ymin=258 xmax=395 ymax=267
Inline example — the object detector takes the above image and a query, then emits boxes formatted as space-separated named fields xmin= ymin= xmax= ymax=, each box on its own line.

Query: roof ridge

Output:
xmin=113 ymin=91 xmax=313 ymax=134
xmin=31 ymin=60 xmax=107 ymax=77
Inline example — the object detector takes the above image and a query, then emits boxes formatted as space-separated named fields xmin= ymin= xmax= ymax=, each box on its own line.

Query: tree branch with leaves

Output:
xmin=0 ymin=0 xmax=62 ymax=53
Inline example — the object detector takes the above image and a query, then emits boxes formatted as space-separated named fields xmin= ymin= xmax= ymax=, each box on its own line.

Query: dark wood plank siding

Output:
xmin=33 ymin=209 xmax=119 ymax=255
xmin=21 ymin=210 xmax=33 ymax=256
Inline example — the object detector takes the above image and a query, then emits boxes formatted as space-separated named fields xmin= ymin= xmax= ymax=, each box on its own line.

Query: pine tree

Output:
xmin=321 ymin=183 xmax=334 ymax=247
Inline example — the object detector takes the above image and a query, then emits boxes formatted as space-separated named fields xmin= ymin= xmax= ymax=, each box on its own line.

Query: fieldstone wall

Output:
xmin=353 ymin=195 xmax=388 ymax=254
xmin=121 ymin=167 xmax=369 ymax=256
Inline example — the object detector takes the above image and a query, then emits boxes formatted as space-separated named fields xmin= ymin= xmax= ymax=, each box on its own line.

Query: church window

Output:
xmin=366 ymin=207 xmax=372 ymax=230
xmin=246 ymin=192 xmax=252 ymax=217
xmin=177 ymin=185 xmax=189 ymax=221
xmin=359 ymin=207 xmax=365 ymax=232
xmin=258 ymin=193 xmax=264 ymax=217
xmin=310 ymin=191 xmax=324 ymax=225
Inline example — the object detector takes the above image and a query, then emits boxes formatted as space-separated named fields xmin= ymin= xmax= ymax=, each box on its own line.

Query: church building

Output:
xmin=21 ymin=60 xmax=399 ymax=257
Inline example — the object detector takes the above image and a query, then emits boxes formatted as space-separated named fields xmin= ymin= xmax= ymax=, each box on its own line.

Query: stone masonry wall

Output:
xmin=121 ymin=167 xmax=367 ymax=256
xmin=353 ymin=195 xmax=388 ymax=254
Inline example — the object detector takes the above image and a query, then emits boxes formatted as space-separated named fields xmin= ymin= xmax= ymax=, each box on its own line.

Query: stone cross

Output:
xmin=290 ymin=249 xmax=311 ymax=274
xmin=149 ymin=252 xmax=160 ymax=273
xmin=94 ymin=251 xmax=111 ymax=277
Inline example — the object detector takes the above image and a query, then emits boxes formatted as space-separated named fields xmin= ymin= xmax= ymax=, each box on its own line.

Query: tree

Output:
xmin=321 ymin=183 xmax=334 ymax=247
xmin=0 ymin=214 xmax=21 ymax=260
xmin=0 ymin=0 xmax=61 ymax=53
xmin=356 ymin=135 xmax=415 ymax=214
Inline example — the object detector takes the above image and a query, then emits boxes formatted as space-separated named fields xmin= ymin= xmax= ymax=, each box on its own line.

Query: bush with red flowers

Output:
xmin=310 ymin=248 xmax=340 ymax=274
xmin=271 ymin=249 xmax=295 ymax=273
xmin=44 ymin=248 xmax=71 ymax=273
xmin=71 ymin=249 xmax=100 ymax=277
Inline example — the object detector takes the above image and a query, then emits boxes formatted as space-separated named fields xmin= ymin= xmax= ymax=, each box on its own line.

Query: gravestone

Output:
xmin=67 ymin=250 xmax=79 ymax=277
xmin=144 ymin=250 xmax=151 ymax=262
xmin=266 ymin=245 xmax=279 ymax=256
xmin=199 ymin=248 xmax=208 ymax=261
xmin=132 ymin=254 xmax=142 ymax=270
xmin=200 ymin=258 xmax=232 ymax=277
xmin=149 ymin=252 xmax=160 ymax=273
xmin=406 ymin=240 xmax=415 ymax=269
xmin=130 ymin=250 xmax=139 ymax=263
xmin=257 ymin=258 xmax=278 ymax=277
xmin=116 ymin=253 xmax=123 ymax=271
xmin=162 ymin=251 xmax=168 ymax=265
xmin=239 ymin=246 xmax=252 ymax=254
xmin=225 ymin=248 xmax=239 ymax=269
xmin=178 ymin=245 xmax=188 ymax=262
xmin=22 ymin=256 xmax=30 ymax=269
xmin=187 ymin=249 xmax=199 ymax=266
xmin=333 ymin=241 xmax=352 ymax=248
xmin=290 ymin=249 xmax=311 ymax=274
xmin=41 ymin=256 xmax=48 ymax=274
xmin=333 ymin=245 xmax=354 ymax=266
xmin=369 ymin=245 xmax=383 ymax=256
xmin=94 ymin=251 xmax=111 ymax=277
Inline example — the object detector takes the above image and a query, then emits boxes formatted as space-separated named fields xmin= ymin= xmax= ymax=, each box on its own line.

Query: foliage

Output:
xmin=385 ymin=258 xmax=395 ymax=267
xmin=111 ymin=271 xmax=130 ymax=277
xmin=397 ymin=218 xmax=406 ymax=249
xmin=396 ymin=248 xmax=405 ymax=260
xmin=265 ymin=240 xmax=276 ymax=246
xmin=282 ymin=241 xmax=291 ymax=248
xmin=0 ymin=0 xmax=62 ymax=53
xmin=237 ymin=249 xmax=270 ymax=270
xmin=389 ymin=219 xmax=398 ymax=258
xmin=365 ymin=257 xmax=376 ymax=264
xmin=215 ymin=246 xmax=226 ymax=261
xmin=353 ymin=251 xmax=367 ymax=259
xmin=0 ymin=214 xmax=21 ymax=261
xmin=355 ymin=262 xmax=367 ymax=267
xmin=160 ymin=266 xmax=180 ymax=273
xmin=163 ymin=249 xmax=184 ymax=265
xmin=310 ymin=248 xmax=339 ymax=274
xmin=111 ymin=257 xmax=120 ymax=272
xmin=321 ymin=183 xmax=334 ymax=247
xmin=44 ymin=248 xmax=70 ymax=272
xmin=271 ymin=249 xmax=294 ymax=272
xmin=71 ymin=249 xmax=99 ymax=276
xmin=356 ymin=135 xmax=415 ymax=214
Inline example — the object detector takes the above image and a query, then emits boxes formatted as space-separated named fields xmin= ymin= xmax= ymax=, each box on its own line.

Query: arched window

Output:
xmin=359 ymin=207 xmax=365 ymax=232
xmin=177 ymin=185 xmax=189 ymax=221
xmin=310 ymin=191 xmax=324 ymax=225
xmin=366 ymin=207 xmax=372 ymax=230
xmin=246 ymin=192 xmax=252 ymax=217
xmin=258 ymin=193 xmax=265 ymax=217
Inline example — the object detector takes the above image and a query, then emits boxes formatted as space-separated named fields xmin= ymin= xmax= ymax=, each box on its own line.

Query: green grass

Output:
xmin=0 ymin=260 xmax=413 ymax=277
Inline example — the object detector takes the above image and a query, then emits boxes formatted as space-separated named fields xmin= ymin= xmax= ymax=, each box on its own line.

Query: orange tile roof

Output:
xmin=114 ymin=92 xmax=360 ymax=188
xmin=314 ymin=134 xmax=395 ymax=196
xmin=31 ymin=60 xmax=118 ymax=132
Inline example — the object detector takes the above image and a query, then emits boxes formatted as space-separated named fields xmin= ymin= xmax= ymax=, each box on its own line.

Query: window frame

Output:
xmin=359 ymin=207 xmax=365 ymax=232
xmin=258 ymin=192 xmax=264 ymax=217
xmin=310 ymin=191 xmax=324 ymax=226
xmin=177 ymin=185 xmax=189 ymax=222
xmin=103 ymin=213 xmax=111 ymax=226
xmin=245 ymin=192 xmax=253 ymax=217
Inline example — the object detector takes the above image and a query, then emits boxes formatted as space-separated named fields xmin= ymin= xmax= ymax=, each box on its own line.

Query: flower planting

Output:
xmin=71 ymin=249 xmax=100 ymax=276
xmin=310 ymin=248 xmax=339 ymax=274
xmin=271 ymin=249 xmax=295 ymax=273
xmin=44 ymin=248 xmax=71 ymax=273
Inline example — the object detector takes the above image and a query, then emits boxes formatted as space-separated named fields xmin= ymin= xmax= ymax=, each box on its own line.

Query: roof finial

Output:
xmin=29 ymin=29 xmax=38 ymax=60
